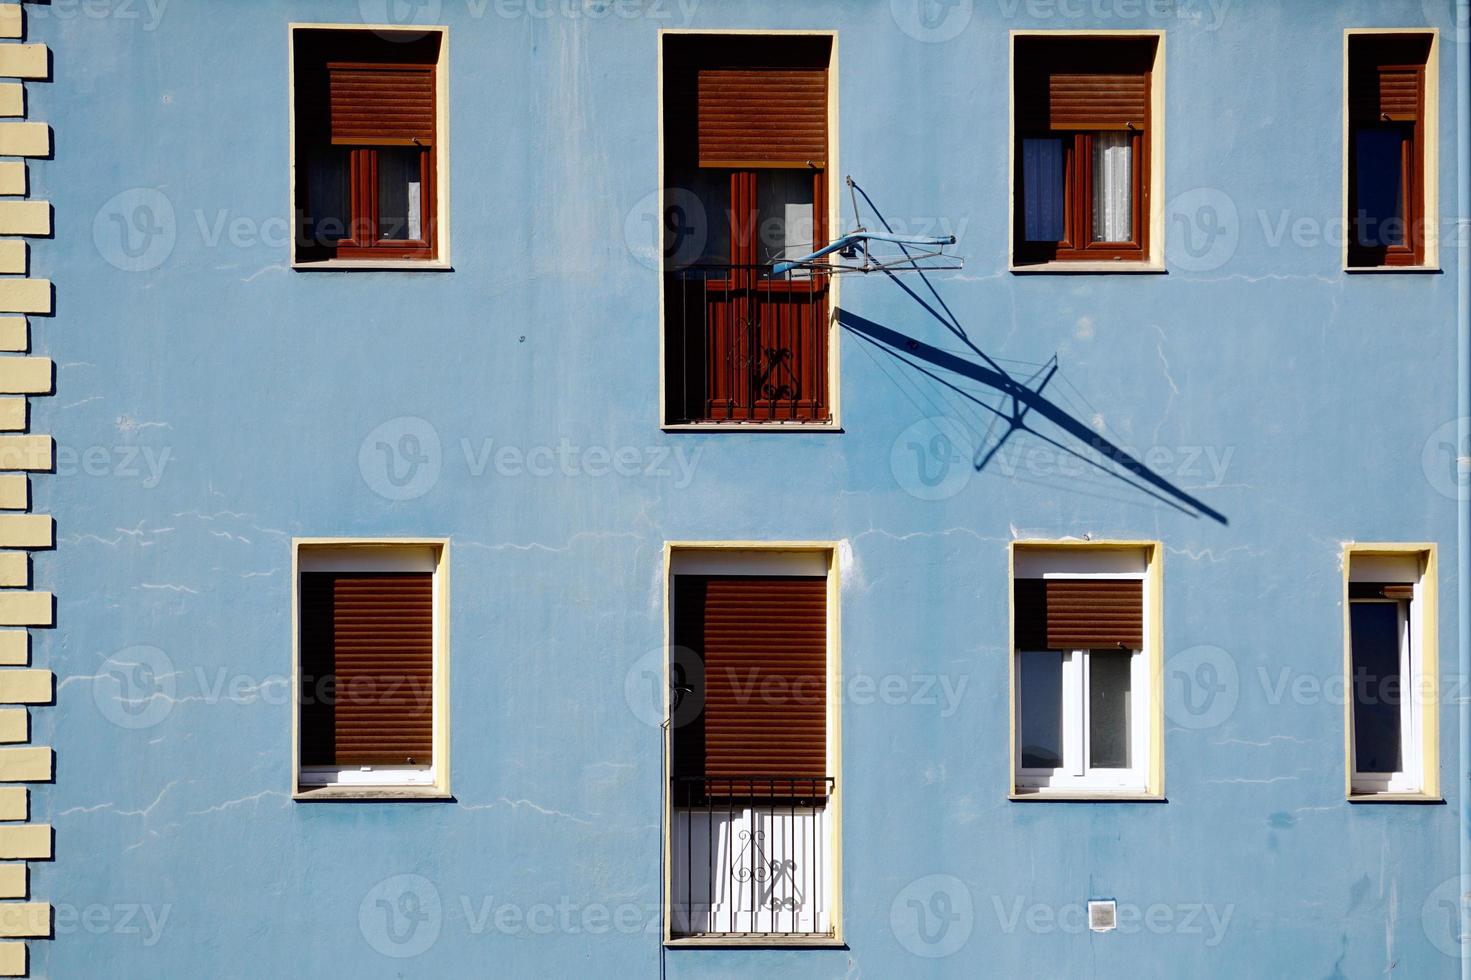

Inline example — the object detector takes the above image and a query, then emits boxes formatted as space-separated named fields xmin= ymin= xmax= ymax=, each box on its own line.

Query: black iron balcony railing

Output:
xmin=664 ymin=265 xmax=831 ymax=425
xmin=670 ymin=775 xmax=835 ymax=939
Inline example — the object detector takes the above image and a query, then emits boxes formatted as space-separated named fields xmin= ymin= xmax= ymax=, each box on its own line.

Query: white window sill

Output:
xmin=664 ymin=936 xmax=846 ymax=948
xmin=292 ymin=259 xmax=453 ymax=272
xmin=1011 ymin=789 xmax=1162 ymax=802
xmin=1010 ymin=261 xmax=1165 ymax=275
xmin=294 ymin=785 xmax=453 ymax=802
xmin=1343 ymin=265 xmax=1441 ymax=274
xmin=1347 ymin=791 xmax=1442 ymax=804
xmin=661 ymin=423 xmax=842 ymax=433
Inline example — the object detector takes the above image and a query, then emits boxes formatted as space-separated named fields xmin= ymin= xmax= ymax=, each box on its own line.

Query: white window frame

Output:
xmin=292 ymin=539 xmax=451 ymax=799
xmin=1347 ymin=596 xmax=1421 ymax=794
xmin=1015 ymin=644 xmax=1150 ymax=791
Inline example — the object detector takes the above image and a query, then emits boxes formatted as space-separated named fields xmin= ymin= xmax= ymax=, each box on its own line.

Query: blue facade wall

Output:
xmin=21 ymin=0 xmax=1468 ymax=975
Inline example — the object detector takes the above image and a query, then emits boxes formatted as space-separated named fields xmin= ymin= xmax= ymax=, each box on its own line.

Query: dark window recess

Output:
xmin=1014 ymin=36 xmax=1155 ymax=265
xmin=1348 ymin=582 xmax=1412 ymax=775
xmin=1348 ymin=34 xmax=1430 ymax=267
xmin=670 ymin=574 xmax=828 ymax=796
xmin=294 ymin=31 xmax=438 ymax=262
xmin=299 ymin=572 xmax=434 ymax=767
xmin=662 ymin=35 xmax=832 ymax=424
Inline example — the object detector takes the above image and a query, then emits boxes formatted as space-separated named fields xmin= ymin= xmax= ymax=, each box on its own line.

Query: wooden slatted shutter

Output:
xmin=1014 ymin=579 xmax=1143 ymax=650
xmin=1017 ymin=37 xmax=1155 ymax=132
xmin=327 ymin=63 xmax=436 ymax=146
xmin=299 ymin=572 xmax=434 ymax=767
xmin=696 ymin=67 xmax=828 ymax=168
xmin=672 ymin=575 xmax=827 ymax=785
xmin=1349 ymin=582 xmax=1415 ymax=601
xmin=1349 ymin=35 xmax=1430 ymax=125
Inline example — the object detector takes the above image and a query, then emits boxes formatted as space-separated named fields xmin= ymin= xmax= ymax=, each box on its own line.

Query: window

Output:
xmin=1012 ymin=34 xmax=1161 ymax=268
xmin=1346 ymin=33 xmax=1435 ymax=269
xmin=293 ymin=541 xmax=449 ymax=797
xmin=661 ymin=34 xmax=834 ymax=426
xmin=291 ymin=27 xmax=446 ymax=265
xmin=1011 ymin=545 xmax=1160 ymax=797
xmin=1345 ymin=548 xmax=1438 ymax=799
xmin=665 ymin=547 xmax=838 ymax=942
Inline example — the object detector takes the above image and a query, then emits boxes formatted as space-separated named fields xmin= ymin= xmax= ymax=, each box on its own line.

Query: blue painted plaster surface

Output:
xmin=18 ymin=0 xmax=1467 ymax=975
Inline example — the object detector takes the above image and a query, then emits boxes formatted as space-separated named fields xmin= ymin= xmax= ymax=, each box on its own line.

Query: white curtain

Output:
xmin=1092 ymin=134 xmax=1133 ymax=243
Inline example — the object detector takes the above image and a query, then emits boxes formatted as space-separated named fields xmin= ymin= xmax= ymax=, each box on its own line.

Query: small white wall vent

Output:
xmin=1088 ymin=899 xmax=1117 ymax=933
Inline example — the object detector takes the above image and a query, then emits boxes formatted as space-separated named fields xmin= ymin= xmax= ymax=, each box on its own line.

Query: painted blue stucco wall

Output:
xmin=17 ymin=0 xmax=1468 ymax=975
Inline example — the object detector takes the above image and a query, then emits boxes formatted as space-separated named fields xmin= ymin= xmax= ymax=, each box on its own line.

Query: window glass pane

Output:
xmin=1019 ymin=651 xmax=1064 ymax=769
xmin=756 ymin=170 xmax=816 ymax=274
xmin=670 ymin=170 xmax=732 ymax=273
xmin=1353 ymin=127 xmax=1406 ymax=248
xmin=306 ymin=147 xmax=350 ymax=244
xmin=1351 ymin=602 xmax=1403 ymax=774
xmin=377 ymin=148 xmax=423 ymax=241
xmin=1022 ymin=138 xmax=1065 ymax=242
xmin=1088 ymin=650 xmax=1132 ymax=769
xmin=1091 ymin=134 xmax=1133 ymax=243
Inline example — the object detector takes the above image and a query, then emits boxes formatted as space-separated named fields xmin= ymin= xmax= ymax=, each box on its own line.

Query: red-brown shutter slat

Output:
xmin=328 ymin=64 xmax=436 ymax=146
xmin=1014 ymin=578 xmax=1143 ymax=650
xmin=696 ymin=68 xmax=827 ymax=168
xmin=672 ymin=575 xmax=827 ymax=785
xmin=1349 ymin=35 xmax=1430 ymax=124
xmin=299 ymin=572 xmax=434 ymax=767
xmin=1046 ymin=72 xmax=1149 ymax=130
xmin=1016 ymin=37 xmax=1155 ymax=132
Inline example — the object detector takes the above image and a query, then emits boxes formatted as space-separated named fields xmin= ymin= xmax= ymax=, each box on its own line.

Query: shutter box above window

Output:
xmin=1014 ymin=578 xmax=1144 ymax=650
xmin=299 ymin=572 xmax=434 ymax=768
xmin=1349 ymin=36 xmax=1430 ymax=124
xmin=671 ymin=575 xmax=828 ymax=791
xmin=1016 ymin=36 xmax=1156 ymax=132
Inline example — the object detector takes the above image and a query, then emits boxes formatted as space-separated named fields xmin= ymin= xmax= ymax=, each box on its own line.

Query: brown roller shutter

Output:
xmin=1348 ymin=582 xmax=1415 ymax=601
xmin=328 ymin=63 xmax=436 ymax=146
xmin=1349 ymin=35 xmax=1430 ymax=124
xmin=1016 ymin=37 xmax=1154 ymax=132
xmin=696 ymin=67 xmax=828 ymax=168
xmin=1014 ymin=578 xmax=1143 ymax=650
xmin=671 ymin=575 xmax=827 ymax=787
xmin=299 ymin=572 xmax=434 ymax=767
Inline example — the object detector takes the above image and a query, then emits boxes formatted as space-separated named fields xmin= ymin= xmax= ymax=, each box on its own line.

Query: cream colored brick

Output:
xmin=0 ymin=595 xmax=47 ymax=628
xmin=0 ymin=635 xmax=22 ymax=667
xmin=0 ymin=204 xmax=44 ymax=238
xmin=0 ymin=165 xmax=22 ymax=199
xmin=0 ymin=45 xmax=44 ymax=81
xmin=0 ymin=828 xmax=45 ymax=862
xmin=0 ymin=7 xmax=20 ymax=41
xmin=0 ymin=85 xmax=18 ymax=119
xmin=0 ymin=244 xmax=21 ymax=278
xmin=0 ymin=555 xmax=22 ymax=588
xmin=0 ymin=711 xmax=21 ymax=743
xmin=0 ymin=280 xmax=47 ymax=316
xmin=0 ymin=436 xmax=48 ymax=471
xmin=0 ymin=517 xmax=48 ymax=550
xmin=0 ymin=479 xmax=22 ymax=512
xmin=0 ymin=790 xmax=25 ymax=822
xmin=0 ymin=748 xmax=47 ymax=782
xmin=0 ymin=940 xmax=22 ymax=976
xmin=0 ymin=672 xmax=45 ymax=705
xmin=0 ymin=902 xmax=47 ymax=938
xmin=0 ymin=359 xmax=46 ymax=395
xmin=0 ymin=122 xmax=45 ymax=156
xmin=0 ymin=399 xmax=20 ymax=433
xmin=0 ymin=866 xmax=23 ymax=901
xmin=0 ymin=321 xmax=20 ymax=354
